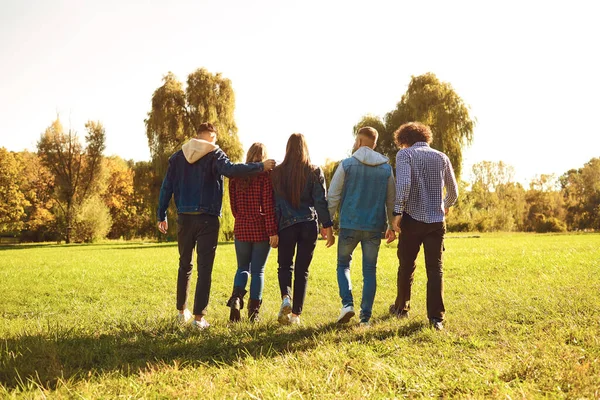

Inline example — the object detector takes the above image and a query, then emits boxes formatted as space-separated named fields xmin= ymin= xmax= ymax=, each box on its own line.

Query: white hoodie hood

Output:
xmin=182 ymin=138 xmax=219 ymax=164
xmin=352 ymin=146 xmax=389 ymax=166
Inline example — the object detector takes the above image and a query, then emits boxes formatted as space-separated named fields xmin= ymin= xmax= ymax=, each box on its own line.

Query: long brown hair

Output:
xmin=239 ymin=142 xmax=268 ymax=190
xmin=271 ymin=133 xmax=313 ymax=208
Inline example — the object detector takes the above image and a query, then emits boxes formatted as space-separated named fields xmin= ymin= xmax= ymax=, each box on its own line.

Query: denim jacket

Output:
xmin=274 ymin=166 xmax=333 ymax=231
xmin=327 ymin=147 xmax=395 ymax=232
xmin=157 ymin=139 xmax=263 ymax=221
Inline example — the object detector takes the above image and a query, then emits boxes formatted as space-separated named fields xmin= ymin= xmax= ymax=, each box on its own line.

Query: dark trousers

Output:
xmin=177 ymin=214 xmax=220 ymax=316
xmin=395 ymin=213 xmax=446 ymax=321
xmin=277 ymin=221 xmax=318 ymax=315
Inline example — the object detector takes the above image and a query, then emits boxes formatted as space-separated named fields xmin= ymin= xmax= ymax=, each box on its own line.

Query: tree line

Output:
xmin=1 ymin=70 xmax=598 ymax=242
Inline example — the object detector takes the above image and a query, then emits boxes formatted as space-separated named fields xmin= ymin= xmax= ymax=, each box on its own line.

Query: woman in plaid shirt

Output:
xmin=227 ymin=143 xmax=279 ymax=322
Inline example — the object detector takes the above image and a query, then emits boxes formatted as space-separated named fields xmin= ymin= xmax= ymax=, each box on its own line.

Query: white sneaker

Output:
xmin=337 ymin=305 xmax=355 ymax=324
xmin=177 ymin=309 xmax=193 ymax=324
xmin=289 ymin=314 xmax=301 ymax=325
xmin=278 ymin=296 xmax=292 ymax=325
xmin=191 ymin=318 xmax=210 ymax=330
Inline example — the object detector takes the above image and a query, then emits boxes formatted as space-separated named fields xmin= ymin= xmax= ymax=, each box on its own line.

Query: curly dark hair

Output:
xmin=394 ymin=122 xmax=433 ymax=148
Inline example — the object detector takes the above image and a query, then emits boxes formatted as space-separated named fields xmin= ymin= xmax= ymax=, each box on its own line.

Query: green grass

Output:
xmin=1 ymin=233 xmax=599 ymax=399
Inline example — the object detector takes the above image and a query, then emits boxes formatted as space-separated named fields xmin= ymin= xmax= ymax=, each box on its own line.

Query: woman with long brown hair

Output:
xmin=271 ymin=133 xmax=335 ymax=325
xmin=226 ymin=143 xmax=278 ymax=322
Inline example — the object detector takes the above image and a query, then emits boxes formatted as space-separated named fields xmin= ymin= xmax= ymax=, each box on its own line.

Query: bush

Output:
xmin=534 ymin=216 xmax=567 ymax=233
xmin=72 ymin=196 xmax=112 ymax=243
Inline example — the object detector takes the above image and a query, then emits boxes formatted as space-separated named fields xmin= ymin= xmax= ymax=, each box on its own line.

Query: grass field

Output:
xmin=1 ymin=233 xmax=599 ymax=399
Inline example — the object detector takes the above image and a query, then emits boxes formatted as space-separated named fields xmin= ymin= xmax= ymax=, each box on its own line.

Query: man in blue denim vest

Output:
xmin=327 ymin=127 xmax=396 ymax=326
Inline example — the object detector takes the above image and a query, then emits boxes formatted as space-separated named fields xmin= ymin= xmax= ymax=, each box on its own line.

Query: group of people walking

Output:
xmin=157 ymin=121 xmax=458 ymax=331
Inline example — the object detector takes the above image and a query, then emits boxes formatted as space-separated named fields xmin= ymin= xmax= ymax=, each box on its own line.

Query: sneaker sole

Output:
xmin=337 ymin=310 xmax=355 ymax=324
xmin=278 ymin=312 xmax=291 ymax=325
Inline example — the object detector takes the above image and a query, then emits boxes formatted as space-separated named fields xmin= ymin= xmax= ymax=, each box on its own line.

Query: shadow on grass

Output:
xmin=0 ymin=242 xmax=237 ymax=252
xmin=0 ymin=318 xmax=425 ymax=390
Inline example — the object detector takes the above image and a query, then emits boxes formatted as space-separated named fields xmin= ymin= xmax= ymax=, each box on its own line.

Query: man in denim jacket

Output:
xmin=327 ymin=127 xmax=396 ymax=325
xmin=157 ymin=122 xmax=275 ymax=329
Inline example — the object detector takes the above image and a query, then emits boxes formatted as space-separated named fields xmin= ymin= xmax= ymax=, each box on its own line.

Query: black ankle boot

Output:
xmin=248 ymin=299 xmax=262 ymax=322
xmin=226 ymin=287 xmax=247 ymax=322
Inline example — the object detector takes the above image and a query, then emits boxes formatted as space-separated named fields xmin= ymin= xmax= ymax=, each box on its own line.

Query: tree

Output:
xmin=102 ymin=156 xmax=138 ymax=239
xmin=356 ymin=73 xmax=475 ymax=175
xmin=0 ymin=148 xmax=29 ymax=233
xmin=145 ymin=68 xmax=244 ymax=237
xmin=37 ymin=119 xmax=106 ymax=243
xmin=145 ymin=69 xmax=243 ymax=168
xmin=16 ymin=151 xmax=58 ymax=241
xmin=560 ymin=158 xmax=600 ymax=230
xmin=132 ymin=161 xmax=158 ymax=238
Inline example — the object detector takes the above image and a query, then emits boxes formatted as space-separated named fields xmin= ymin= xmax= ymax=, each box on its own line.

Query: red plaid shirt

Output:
xmin=229 ymin=172 xmax=278 ymax=242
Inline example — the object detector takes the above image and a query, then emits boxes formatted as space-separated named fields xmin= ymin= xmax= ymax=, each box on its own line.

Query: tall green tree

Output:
xmin=145 ymin=68 xmax=243 ymax=237
xmin=37 ymin=119 xmax=106 ymax=243
xmin=355 ymin=73 xmax=475 ymax=175
xmin=145 ymin=69 xmax=243 ymax=170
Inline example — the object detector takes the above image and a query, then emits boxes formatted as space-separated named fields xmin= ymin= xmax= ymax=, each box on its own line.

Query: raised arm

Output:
xmin=214 ymin=149 xmax=264 ymax=178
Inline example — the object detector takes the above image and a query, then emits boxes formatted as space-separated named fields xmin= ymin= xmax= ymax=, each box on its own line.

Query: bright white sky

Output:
xmin=1 ymin=0 xmax=599 ymax=183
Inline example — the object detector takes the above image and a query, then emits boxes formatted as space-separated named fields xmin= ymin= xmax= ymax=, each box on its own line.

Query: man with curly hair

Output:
xmin=390 ymin=122 xmax=458 ymax=331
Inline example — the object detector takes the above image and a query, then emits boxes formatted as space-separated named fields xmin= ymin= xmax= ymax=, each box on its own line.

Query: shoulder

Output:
xmin=396 ymin=148 xmax=411 ymax=161
xmin=169 ymin=150 xmax=183 ymax=162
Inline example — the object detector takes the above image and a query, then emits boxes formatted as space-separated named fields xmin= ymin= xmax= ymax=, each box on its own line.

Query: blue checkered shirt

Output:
xmin=394 ymin=142 xmax=458 ymax=223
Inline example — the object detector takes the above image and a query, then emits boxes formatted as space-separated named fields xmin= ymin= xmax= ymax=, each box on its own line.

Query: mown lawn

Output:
xmin=0 ymin=233 xmax=599 ymax=399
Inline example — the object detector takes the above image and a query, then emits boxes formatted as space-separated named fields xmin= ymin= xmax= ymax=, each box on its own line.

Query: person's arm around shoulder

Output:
xmin=311 ymin=167 xmax=335 ymax=248
xmin=263 ymin=173 xmax=279 ymax=248
xmin=327 ymin=161 xmax=345 ymax=222
xmin=443 ymin=155 xmax=459 ymax=216
xmin=157 ymin=156 xmax=175 ymax=234
xmin=214 ymin=149 xmax=276 ymax=177
xmin=385 ymin=166 xmax=397 ymax=243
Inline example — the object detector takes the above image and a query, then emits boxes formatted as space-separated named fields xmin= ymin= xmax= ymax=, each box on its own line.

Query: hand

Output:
xmin=322 ymin=226 xmax=335 ymax=248
xmin=392 ymin=215 xmax=402 ymax=233
xmin=263 ymin=159 xmax=276 ymax=171
xmin=385 ymin=229 xmax=396 ymax=244
xmin=157 ymin=220 xmax=168 ymax=234
xmin=320 ymin=227 xmax=328 ymax=239
xmin=269 ymin=235 xmax=279 ymax=248
xmin=444 ymin=207 xmax=450 ymax=216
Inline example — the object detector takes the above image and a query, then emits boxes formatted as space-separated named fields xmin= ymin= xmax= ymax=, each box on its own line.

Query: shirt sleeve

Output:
xmin=443 ymin=156 xmax=459 ymax=208
xmin=157 ymin=157 xmax=175 ymax=222
xmin=262 ymin=173 xmax=278 ymax=237
xmin=327 ymin=162 xmax=344 ymax=221
xmin=214 ymin=149 xmax=264 ymax=177
xmin=394 ymin=150 xmax=411 ymax=215
xmin=311 ymin=167 xmax=333 ymax=228
xmin=386 ymin=169 xmax=396 ymax=229
xmin=229 ymin=178 xmax=238 ymax=219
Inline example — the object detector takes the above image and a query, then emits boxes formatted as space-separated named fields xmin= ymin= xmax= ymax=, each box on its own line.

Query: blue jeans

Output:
xmin=233 ymin=239 xmax=271 ymax=300
xmin=337 ymin=228 xmax=381 ymax=322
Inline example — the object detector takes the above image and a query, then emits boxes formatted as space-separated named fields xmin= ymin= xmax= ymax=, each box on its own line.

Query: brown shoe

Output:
xmin=226 ymin=287 xmax=247 ymax=322
xmin=248 ymin=299 xmax=262 ymax=322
